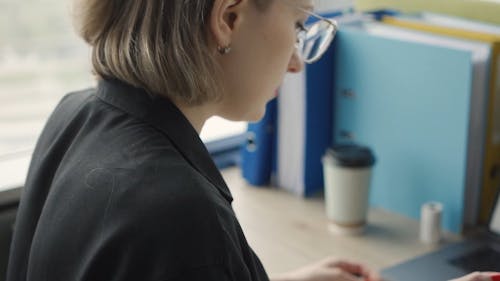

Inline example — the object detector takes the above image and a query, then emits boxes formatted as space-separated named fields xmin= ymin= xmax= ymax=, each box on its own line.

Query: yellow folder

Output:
xmin=382 ymin=16 xmax=500 ymax=224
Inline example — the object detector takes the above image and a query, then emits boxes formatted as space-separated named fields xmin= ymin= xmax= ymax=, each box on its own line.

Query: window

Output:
xmin=0 ymin=2 xmax=92 ymax=156
xmin=0 ymin=1 xmax=246 ymax=190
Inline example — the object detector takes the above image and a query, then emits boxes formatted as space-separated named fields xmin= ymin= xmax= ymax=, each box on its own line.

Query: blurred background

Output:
xmin=1 ymin=0 xmax=500 ymax=280
xmin=2 ymin=0 xmax=500 ymax=162
xmin=0 ymin=0 xmax=247 ymax=162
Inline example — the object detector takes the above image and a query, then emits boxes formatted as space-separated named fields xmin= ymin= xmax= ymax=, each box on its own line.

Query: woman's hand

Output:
xmin=271 ymin=256 xmax=382 ymax=281
xmin=449 ymin=272 xmax=500 ymax=281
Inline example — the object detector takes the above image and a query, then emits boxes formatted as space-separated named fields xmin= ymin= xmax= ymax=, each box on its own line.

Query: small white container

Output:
xmin=419 ymin=202 xmax=443 ymax=245
xmin=322 ymin=145 xmax=375 ymax=235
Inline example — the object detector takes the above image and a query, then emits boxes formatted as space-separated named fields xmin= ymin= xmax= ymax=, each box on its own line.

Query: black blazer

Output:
xmin=7 ymin=79 xmax=269 ymax=281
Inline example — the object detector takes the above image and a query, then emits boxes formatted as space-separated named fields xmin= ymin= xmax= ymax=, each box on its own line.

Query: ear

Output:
xmin=209 ymin=0 xmax=246 ymax=48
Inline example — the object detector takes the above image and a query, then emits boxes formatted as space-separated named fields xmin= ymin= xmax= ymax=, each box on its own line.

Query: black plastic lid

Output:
xmin=324 ymin=144 xmax=376 ymax=168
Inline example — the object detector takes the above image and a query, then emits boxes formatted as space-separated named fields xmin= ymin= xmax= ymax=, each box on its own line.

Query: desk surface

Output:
xmin=221 ymin=167 xmax=461 ymax=276
xmin=0 ymin=161 xmax=460 ymax=275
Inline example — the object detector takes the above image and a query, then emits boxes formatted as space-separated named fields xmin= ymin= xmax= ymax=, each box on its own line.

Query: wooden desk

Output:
xmin=221 ymin=167 xmax=461 ymax=275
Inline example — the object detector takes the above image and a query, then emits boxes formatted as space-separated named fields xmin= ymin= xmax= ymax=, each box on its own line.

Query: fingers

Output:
xmin=335 ymin=270 xmax=366 ymax=281
xmin=322 ymin=267 xmax=366 ymax=281
xmin=451 ymin=272 xmax=500 ymax=281
xmin=319 ymin=257 xmax=363 ymax=272
xmin=320 ymin=257 xmax=383 ymax=281
xmin=486 ymin=272 xmax=500 ymax=281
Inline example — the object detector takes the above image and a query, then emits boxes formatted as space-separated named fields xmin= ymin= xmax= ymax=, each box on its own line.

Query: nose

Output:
xmin=287 ymin=49 xmax=304 ymax=73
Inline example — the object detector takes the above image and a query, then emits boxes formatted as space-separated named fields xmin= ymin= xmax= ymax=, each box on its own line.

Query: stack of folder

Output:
xmin=332 ymin=16 xmax=490 ymax=233
xmin=377 ymin=12 xmax=500 ymax=226
xmin=241 ymin=9 xmax=500 ymax=233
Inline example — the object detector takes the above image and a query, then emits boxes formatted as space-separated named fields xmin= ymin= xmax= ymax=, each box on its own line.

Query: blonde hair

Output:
xmin=74 ymin=0 xmax=270 ymax=105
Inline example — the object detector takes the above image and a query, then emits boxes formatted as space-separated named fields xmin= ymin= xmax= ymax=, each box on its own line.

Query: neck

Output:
xmin=174 ymin=102 xmax=214 ymax=135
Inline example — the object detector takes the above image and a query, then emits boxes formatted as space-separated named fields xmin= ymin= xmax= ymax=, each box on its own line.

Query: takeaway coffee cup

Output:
xmin=322 ymin=144 xmax=376 ymax=235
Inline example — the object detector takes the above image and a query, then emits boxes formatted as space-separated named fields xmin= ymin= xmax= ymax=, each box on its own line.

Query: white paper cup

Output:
xmin=322 ymin=145 xmax=375 ymax=235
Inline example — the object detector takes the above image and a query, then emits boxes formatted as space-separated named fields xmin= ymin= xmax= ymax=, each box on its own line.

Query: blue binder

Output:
xmin=241 ymin=99 xmax=277 ymax=186
xmin=332 ymin=22 xmax=489 ymax=232
xmin=365 ymin=9 xmax=400 ymax=21
xmin=263 ymin=11 xmax=343 ymax=195
xmin=276 ymin=35 xmax=339 ymax=196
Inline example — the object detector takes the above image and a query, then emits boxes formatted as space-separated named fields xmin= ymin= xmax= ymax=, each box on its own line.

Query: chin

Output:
xmin=248 ymin=105 xmax=269 ymax=122
xmin=222 ymin=100 xmax=269 ymax=122
xmin=221 ymin=109 xmax=264 ymax=122
xmin=236 ymin=109 xmax=266 ymax=123
xmin=246 ymin=114 xmax=265 ymax=123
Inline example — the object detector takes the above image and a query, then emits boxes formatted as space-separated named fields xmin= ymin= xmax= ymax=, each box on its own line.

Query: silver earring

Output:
xmin=217 ymin=45 xmax=232 ymax=55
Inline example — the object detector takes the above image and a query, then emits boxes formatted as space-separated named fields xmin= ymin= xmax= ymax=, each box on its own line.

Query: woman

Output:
xmin=6 ymin=0 xmax=499 ymax=280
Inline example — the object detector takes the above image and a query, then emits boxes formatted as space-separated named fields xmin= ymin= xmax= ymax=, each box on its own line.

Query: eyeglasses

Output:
xmin=295 ymin=8 xmax=338 ymax=64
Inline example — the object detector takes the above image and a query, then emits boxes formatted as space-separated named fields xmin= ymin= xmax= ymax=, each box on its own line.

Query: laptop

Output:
xmin=382 ymin=190 xmax=500 ymax=281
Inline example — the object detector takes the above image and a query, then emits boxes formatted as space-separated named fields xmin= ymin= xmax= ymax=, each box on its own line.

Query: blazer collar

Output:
xmin=96 ymin=79 xmax=233 ymax=203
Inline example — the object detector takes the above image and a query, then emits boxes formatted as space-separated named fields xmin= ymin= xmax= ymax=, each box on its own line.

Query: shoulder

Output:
xmin=85 ymin=141 xmax=232 ymax=238
xmin=69 ymin=145 xmax=238 ymax=276
xmin=106 ymin=147 xmax=229 ymax=227
xmin=94 ymin=153 xmax=236 ymax=273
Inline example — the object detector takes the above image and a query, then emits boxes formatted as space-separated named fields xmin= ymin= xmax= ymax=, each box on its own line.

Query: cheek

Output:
xmin=240 ymin=34 xmax=292 ymax=92
xmin=224 ymin=16 xmax=297 ymax=93
xmin=273 ymin=24 xmax=298 ymax=69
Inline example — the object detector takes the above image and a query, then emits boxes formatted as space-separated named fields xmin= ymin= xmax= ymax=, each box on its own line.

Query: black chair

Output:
xmin=0 ymin=188 xmax=21 ymax=281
